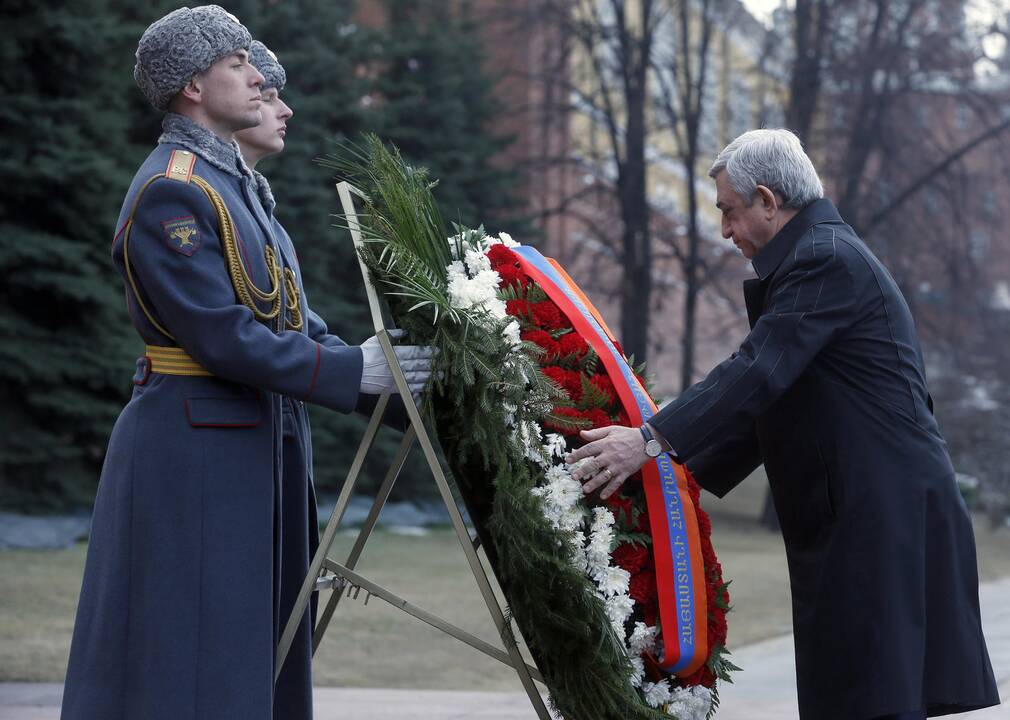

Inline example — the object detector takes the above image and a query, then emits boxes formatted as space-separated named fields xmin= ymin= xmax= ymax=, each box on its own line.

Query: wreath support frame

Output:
xmin=274 ymin=182 xmax=552 ymax=719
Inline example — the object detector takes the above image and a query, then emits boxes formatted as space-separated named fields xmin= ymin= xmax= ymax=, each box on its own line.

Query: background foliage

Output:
xmin=0 ymin=0 xmax=523 ymax=511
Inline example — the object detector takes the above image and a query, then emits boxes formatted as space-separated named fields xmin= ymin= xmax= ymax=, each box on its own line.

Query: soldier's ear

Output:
xmin=178 ymin=77 xmax=203 ymax=105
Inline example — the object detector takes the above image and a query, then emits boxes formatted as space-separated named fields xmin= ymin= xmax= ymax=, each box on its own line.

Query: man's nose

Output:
xmin=722 ymin=221 xmax=732 ymax=239
xmin=250 ymin=67 xmax=265 ymax=88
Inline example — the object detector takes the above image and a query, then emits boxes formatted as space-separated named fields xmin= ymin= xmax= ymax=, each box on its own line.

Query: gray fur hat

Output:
xmin=249 ymin=41 xmax=286 ymax=92
xmin=134 ymin=5 xmax=252 ymax=111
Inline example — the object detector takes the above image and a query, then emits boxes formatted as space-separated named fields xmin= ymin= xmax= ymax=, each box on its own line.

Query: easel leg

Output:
xmin=312 ymin=427 xmax=416 ymax=652
xmin=275 ymin=394 xmax=391 ymax=680
xmin=375 ymin=333 xmax=552 ymax=719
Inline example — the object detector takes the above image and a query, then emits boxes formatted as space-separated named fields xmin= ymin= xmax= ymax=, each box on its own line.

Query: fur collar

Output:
xmin=251 ymin=170 xmax=276 ymax=214
xmin=158 ymin=113 xmax=254 ymax=181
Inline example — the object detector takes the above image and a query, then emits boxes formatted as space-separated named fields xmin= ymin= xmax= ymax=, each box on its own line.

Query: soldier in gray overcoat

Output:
xmin=61 ymin=8 xmax=431 ymax=720
xmin=568 ymin=129 xmax=1000 ymax=720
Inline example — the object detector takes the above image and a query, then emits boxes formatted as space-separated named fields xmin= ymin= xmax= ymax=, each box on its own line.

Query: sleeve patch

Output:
xmin=162 ymin=216 xmax=202 ymax=256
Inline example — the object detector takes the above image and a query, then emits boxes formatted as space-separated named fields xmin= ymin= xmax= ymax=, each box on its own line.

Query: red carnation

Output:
xmin=629 ymin=570 xmax=657 ymax=604
xmin=589 ymin=374 xmax=616 ymax=403
xmin=497 ymin=264 xmax=529 ymax=290
xmin=486 ymin=243 xmax=519 ymax=269
xmin=522 ymin=329 xmax=559 ymax=359
xmin=507 ymin=299 xmax=532 ymax=319
xmin=701 ymin=540 xmax=717 ymax=568
xmin=541 ymin=366 xmax=569 ymax=394
xmin=532 ymin=300 xmax=571 ymax=330
xmin=586 ymin=408 xmax=612 ymax=429
xmin=682 ymin=664 xmax=717 ymax=688
xmin=710 ymin=609 xmax=728 ymax=647
xmin=612 ymin=543 xmax=649 ymax=574
xmin=558 ymin=332 xmax=589 ymax=359
xmin=561 ymin=370 xmax=584 ymax=401
xmin=544 ymin=406 xmax=586 ymax=435
xmin=643 ymin=603 xmax=658 ymax=628
xmin=696 ymin=507 xmax=712 ymax=537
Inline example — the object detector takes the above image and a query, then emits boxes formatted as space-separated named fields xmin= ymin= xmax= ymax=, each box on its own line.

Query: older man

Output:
xmin=62 ymin=8 xmax=430 ymax=720
xmin=568 ymin=129 xmax=999 ymax=719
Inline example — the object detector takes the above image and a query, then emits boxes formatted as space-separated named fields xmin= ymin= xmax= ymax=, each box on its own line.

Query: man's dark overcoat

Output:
xmin=651 ymin=199 xmax=999 ymax=719
xmin=61 ymin=115 xmax=365 ymax=720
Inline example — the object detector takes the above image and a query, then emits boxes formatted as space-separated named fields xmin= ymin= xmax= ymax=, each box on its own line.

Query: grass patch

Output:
xmin=3 ymin=469 xmax=1008 ymax=689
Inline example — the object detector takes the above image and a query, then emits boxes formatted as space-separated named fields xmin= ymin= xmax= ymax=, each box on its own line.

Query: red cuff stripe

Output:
xmin=304 ymin=342 xmax=321 ymax=401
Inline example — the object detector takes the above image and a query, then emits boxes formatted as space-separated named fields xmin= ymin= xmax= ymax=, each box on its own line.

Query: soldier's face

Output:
xmin=715 ymin=171 xmax=777 ymax=260
xmin=194 ymin=50 xmax=265 ymax=134
xmin=235 ymin=87 xmax=293 ymax=166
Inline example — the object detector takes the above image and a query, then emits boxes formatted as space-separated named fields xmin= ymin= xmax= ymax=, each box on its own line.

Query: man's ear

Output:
xmin=755 ymin=185 xmax=779 ymax=218
xmin=178 ymin=76 xmax=202 ymax=104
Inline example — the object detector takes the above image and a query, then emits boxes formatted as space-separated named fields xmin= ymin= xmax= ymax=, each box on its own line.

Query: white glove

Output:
xmin=359 ymin=331 xmax=434 ymax=397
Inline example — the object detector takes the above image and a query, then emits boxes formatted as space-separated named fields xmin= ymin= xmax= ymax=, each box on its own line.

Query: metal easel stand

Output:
xmin=274 ymin=182 xmax=552 ymax=720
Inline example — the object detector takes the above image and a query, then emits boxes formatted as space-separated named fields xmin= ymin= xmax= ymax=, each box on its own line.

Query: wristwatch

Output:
xmin=639 ymin=424 xmax=663 ymax=458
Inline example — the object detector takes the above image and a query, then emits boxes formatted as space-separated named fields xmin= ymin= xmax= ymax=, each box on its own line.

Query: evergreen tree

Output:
xmin=0 ymin=0 xmax=144 ymax=511
xmin=373 ymin=0 xmax=524 ymax=233
xmin=0 ymin=0 xmax=527 ymax=510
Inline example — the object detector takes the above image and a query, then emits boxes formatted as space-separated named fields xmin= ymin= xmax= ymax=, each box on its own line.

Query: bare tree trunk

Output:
xmin=786 ymin=0 xmax=831 ymax=145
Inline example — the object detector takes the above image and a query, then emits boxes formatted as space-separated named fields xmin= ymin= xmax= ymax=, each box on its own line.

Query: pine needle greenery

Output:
xmin=321 ymin=135 xmax=675 ymax=719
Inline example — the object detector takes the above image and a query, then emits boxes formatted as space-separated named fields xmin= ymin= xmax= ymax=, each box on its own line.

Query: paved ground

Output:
xmin=4 ymin=577 xmax=1008 ymax=720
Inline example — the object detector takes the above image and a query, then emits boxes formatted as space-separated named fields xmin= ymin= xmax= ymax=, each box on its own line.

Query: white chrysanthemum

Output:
xmin=557 ymin=506 xmax=584 ymax=533
xmin=464 ymin=247 xmax=491 ymax=275
xmin=544 ymin=463 xmax=570 ymax=483
xmin=543 ymin=433 xmax=567 ymax=459
xmin=605 ymin=592 xmax=634 ymax=628
xmin=666 ymin=685 xmax=713 ymax=719
xmin=642 ymin=679 xmax=672 ymax=708
xmin=691 ymin=685 xmax=714 ymax=714
xmin=628 ymin=656 xmax=645 ymax=689
xmin=502 ymin=319 xmax=521 ymax=348
xmin=498 ymin=231 xmax=519 ymax=247
xmin=485 ymin=296 xmax=508 ymax=321
xmin=546 ymin=477 xmax=582 ymax=510
xmin=591 ymin=506 xmax=616 ymax=529
xmin=446 ymin=260 xmax=467 ymax=278
xmin=595 ymin=564 xmax=631 ymax=597
xmin=628 ymin=622 xmax=658 ymax=656
xmin=586 ymin=508 xmax=615 ymax=567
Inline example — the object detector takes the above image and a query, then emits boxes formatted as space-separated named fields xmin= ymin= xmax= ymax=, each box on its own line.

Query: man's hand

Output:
xmin=565 ymin=425 xmax=650 ymax=499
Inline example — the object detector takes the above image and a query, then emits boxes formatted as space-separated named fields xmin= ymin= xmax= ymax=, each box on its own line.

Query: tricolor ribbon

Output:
xmin=514 ymin=246 xmax=708 ymax=675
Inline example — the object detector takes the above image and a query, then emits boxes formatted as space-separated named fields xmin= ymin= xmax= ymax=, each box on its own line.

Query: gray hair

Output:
xmin=708 ymin=129 xmax=823 ymax=209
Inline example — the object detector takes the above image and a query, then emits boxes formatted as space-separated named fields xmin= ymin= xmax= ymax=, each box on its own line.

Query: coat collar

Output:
xmin=158 ymin=113 xmax=255 ymax=182
xmin=752 ymin=198 xmax=844 ymax=280
xmin=251 ymin=170 xmax=276 ymax=215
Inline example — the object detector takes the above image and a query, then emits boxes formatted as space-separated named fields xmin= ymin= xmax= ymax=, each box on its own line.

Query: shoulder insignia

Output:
xmin=162 ymin=216 xmax=201 ymax=256
xmin=166 ymin=149 xmax=196 ymax=184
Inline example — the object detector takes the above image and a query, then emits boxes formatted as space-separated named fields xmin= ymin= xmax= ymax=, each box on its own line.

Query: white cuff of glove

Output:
xmin=359 ymin=333 xmax=434 ymax=396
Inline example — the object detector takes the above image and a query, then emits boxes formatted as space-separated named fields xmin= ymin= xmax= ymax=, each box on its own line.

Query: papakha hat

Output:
xmin=249 ymin=41 xmax=286 ymax=92
xmin=134 ymin=5 xmax=252 ymax=111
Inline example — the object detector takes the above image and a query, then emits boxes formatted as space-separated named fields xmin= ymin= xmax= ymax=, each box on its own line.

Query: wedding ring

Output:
xmin=602 ymin=467 xmax=613 ymax=481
